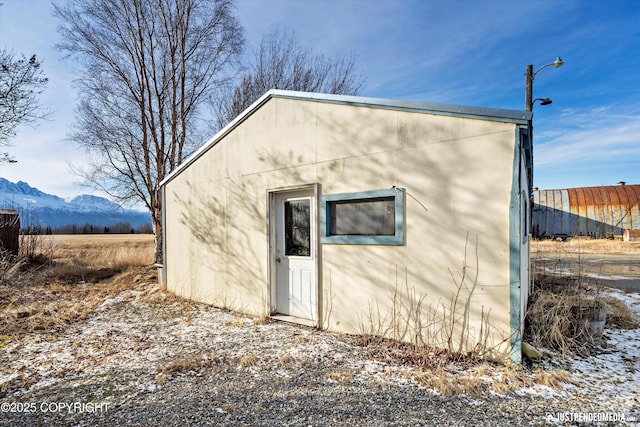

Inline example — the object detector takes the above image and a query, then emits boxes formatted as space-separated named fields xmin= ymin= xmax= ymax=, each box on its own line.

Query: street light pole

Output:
xmin=524 ymin=57 xmax=564 ymax=111
xmin=525 ymin=65 xmax=534 ymax=111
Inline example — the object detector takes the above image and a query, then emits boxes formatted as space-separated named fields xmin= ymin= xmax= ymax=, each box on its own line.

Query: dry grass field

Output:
xmin=47 ymin=233 xmax=155 ymax=267
xmin=532 ymin=238 xmax=640 ymax=255
xmin=1 ymin=234 xmax=157 ymax=340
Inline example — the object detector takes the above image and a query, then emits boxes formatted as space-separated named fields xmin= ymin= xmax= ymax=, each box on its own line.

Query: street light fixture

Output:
xmin=525 ymin=56 xmax=564 ymax=111
xmin=534 ymin=97 xmax=553 ymax=106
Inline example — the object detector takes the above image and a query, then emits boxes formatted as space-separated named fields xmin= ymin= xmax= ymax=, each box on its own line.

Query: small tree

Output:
xmin=213 ymin=30 xmax=365 ymax=129
xmin=0 ymin=49 xmax=49 ymax=162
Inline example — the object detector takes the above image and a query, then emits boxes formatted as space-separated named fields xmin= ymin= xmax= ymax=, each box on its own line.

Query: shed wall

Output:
xmin=164 ymin=97 xmax=520 ymax=360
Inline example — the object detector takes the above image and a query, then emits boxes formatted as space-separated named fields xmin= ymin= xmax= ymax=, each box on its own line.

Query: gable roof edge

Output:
xmin=160 ymin=90 xmax=276 ymax=187
xmin=160 ymin=89 xmax=532 ymax=188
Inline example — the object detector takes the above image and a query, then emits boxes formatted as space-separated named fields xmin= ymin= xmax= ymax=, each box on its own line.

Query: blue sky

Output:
xmin=0 ymin=0 xmax=638 ymax=199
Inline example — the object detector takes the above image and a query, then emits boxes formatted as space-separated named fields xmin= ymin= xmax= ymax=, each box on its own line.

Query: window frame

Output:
xmin=320 ymin=188 xmax=405 ymax=245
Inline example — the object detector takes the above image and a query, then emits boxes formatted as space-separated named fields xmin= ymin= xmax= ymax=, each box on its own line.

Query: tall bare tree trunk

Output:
xmin=55 ymin=0 xmax=244 ymax=264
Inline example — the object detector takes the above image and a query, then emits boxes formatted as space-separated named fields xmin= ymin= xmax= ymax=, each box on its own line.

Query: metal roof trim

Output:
xmin=161 ymin=89 xmax=532 ymax=187
xmin=269 ymin=90 xmax=533 ymax=123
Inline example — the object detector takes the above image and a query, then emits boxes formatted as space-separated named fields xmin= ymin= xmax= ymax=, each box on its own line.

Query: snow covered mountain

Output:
xmin=0 ymin=178 xmax=151 ymax=230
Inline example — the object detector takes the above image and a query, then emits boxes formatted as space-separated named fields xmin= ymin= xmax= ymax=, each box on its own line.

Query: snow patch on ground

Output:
xmin=1 ymin=282 xmax=638 ymax=424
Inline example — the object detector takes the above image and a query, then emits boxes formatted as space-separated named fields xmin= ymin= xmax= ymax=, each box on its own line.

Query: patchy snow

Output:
xmin=1 ymin=281 xmax=639 ymax=425
xmin=562 ymin=290 xmax=640 ymax=414
xmin=522 ymin=287 xmax=640 ymax=425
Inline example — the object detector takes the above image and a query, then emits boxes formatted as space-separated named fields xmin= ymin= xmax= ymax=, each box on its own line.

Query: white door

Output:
xmin=274 ymin=190 xmax=316 ymax=320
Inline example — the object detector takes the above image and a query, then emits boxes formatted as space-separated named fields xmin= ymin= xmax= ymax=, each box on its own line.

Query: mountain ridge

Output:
xmin=0 ymin=178 xmax=151 ymax=230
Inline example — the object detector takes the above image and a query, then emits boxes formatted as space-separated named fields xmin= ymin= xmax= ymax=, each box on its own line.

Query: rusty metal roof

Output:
xmin=533 ymin=184 xmax=640 ymax=238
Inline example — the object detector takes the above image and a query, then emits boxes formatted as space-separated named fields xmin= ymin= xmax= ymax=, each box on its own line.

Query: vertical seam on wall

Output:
xmin=161 ymin=185 xmax=167 ymax=290
xmin=509 ymin=127 xmax=522 ymax=365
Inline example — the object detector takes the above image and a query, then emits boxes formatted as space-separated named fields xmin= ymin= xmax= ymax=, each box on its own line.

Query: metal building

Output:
xmin=533 ymin=183 xmax=640 ymax=239
xmin=0 ymin=209 xmax=20 ymax=255
xmin=160 ymin=90 xmax=534 ymax=364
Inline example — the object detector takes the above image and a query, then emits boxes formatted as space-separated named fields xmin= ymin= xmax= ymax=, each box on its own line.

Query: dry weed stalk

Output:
xmin=358 ymin=233 xmax=500 ymax=366
xmin=528 ymin=237 xmax=639 ymax=356
xmin=19 ymin=233 xmax=54 ymax=263
xmin=524 ymin=270 xmax=633 ymax=356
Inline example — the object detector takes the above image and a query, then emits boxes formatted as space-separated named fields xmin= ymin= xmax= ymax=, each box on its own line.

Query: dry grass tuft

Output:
xmin=279 ymin=353 xmax=295 ymax=365
xmin=457 ymin=375 xmax=485 ymax=396
xmin=526 ymin=290 xmax=605 ymax=356
xmin=158 ymin=352 xmax=223 ymax=384
xmin=359 ymin=334 xmax=483 ymax=370
xmin=412 ymin=368 xmax=459 ymax=396
xmin=162 ymin=357 xmax=202 ymax=375
xmin=527 ymin=269 xmax=638 ymax=356
xmin=162 ymin=356 xmax=205 ymax=376
xmin=533 ymin=368 xmax=574 ymax=390
xmin=601 ymin=296 xmax=640 ymax=329
xmin=253 ymin=315 xmax=272 ymax=325
xmin=325 ymin=370 xmax=354 ymax=386
xmin=239 ymin=354 xmax=258 ymax=367
xmin=407 ymin=363 xmax=574 ymax=397
xmin=490 ymin=368 xmax=534 ymax=395
xmin=155 ymin=372 xmax=169 ymax=385
xmin=223 ymin=317 xmax=248 ymax=328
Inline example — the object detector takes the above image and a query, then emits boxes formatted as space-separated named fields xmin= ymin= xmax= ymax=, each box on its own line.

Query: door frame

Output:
xmin=267 ymin=183 xmax=321 ymax=328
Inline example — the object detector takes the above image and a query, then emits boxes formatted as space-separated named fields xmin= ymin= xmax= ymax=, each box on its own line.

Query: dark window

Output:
xmin=320 ymin=188 xmax=405 ymax=245
xmin=328 ymin=197 xmax=395 ymax=236
xmin=284 ymin=199 xmax=311 ymax=256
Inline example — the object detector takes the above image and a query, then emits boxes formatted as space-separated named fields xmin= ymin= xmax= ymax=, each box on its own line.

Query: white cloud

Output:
xmin=535 ymin=106 xmax=640 ymax=167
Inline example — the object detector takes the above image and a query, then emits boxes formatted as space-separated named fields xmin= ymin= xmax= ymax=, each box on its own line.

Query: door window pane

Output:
xmin=329 ymin=197 xmax=395 ymax=236
xmin=285 ymin=199 xmax=311 ymax=256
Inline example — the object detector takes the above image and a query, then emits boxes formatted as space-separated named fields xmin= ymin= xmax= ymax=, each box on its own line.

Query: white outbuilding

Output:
xmin=159 ymin=90 xmax=533 ymax=364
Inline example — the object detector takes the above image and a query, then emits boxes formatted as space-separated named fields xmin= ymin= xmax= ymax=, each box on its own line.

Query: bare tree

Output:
xmin=54 ymin=0 xmax=244 ymax=263
xmin=214 ymin=30 xmax=365 ymax=129
xmin=0 ymin=49 xmax=49 ymax=163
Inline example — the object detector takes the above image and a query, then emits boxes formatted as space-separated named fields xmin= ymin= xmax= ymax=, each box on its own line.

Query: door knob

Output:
xmin=276 ymin=257 xmax=281 ymax=263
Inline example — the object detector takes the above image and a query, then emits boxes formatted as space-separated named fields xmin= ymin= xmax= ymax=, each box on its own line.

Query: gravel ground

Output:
xmin=1 ymin=281 xmax=638 ymax=427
